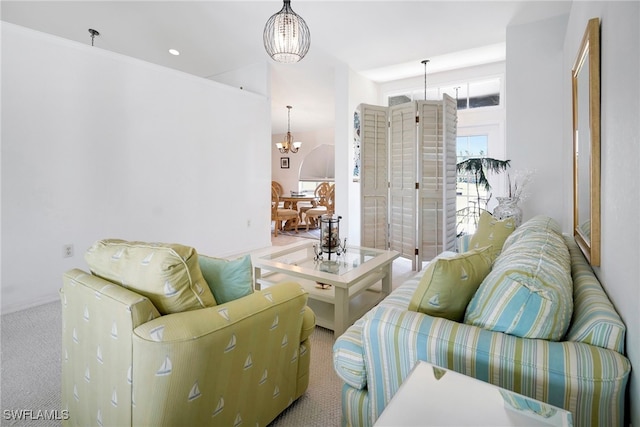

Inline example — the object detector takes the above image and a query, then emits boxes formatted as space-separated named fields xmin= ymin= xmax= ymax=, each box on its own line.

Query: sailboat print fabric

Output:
xmin=133 ymin=281 xmax=313 ymax=426
xmin=85 ymin=239 xmax=217 ymax=314
xmin=61 ymin=264 xmax=314 ymax=427
xmin=408 ymin=246 xmax=493 ymax=321
xmin=61 ymin=269 xmax=161 ymax=427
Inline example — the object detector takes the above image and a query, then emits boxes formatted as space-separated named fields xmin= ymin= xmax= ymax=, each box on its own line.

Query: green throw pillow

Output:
xmin=85 ymin=239 xmax=217 ymax=315
xmin=199 ymin=254 xmax=254 ymax=304
xmin=408 ymin=246 xmax=493 ymax=321
xmin=468 ymin=211 xmax=516 ymax=261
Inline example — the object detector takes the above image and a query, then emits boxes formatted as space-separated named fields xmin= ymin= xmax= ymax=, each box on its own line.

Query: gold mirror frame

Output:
xmin=572 ymin=17 xmax=601 ymax=266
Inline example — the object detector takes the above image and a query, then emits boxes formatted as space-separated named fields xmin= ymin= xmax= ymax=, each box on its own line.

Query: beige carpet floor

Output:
xmin=0 ymin=302 xmax=342 ymax=427
xmin=269 ymin=326 xmax=343 ymax=426
xmin=0 ymin=256 xmax=417 ymax=427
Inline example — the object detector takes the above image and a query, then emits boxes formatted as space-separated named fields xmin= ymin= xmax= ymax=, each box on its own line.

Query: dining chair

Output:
xmin=272 ymin=180 xmax=285 ymax=208
xmin=272 ymin=185 xmax=299 ymax=236
xmin=299 ymin=182 xmax=331 ymax=227
xmin=303 ymin=183 xmax=335 ymax=231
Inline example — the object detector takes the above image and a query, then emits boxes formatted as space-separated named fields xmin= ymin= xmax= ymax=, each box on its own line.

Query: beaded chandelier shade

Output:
xmin=263 ymin=0 xmax=310 ymax=63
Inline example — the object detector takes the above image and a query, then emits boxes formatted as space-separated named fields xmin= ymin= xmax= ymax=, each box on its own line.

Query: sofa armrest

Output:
xmin=130 ymin=281 xmax=313 ymax=426
xmin=360 ymin=306 xmax=630 ymax=427
xmin=333 ymin=316 xmax=368 ymax=389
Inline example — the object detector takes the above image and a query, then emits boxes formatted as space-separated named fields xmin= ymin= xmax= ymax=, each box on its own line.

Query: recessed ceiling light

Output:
xmin=169 ymin=49 xmax=180 ymax=56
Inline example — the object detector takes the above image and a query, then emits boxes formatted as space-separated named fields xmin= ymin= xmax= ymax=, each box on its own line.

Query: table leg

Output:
xmin=254 ymin=266 xmax=262 ymax=290
xmin=334 ymin=286 xmax=349 ymax=336
xmin=381 ymin=264 xmax=393 ymax=296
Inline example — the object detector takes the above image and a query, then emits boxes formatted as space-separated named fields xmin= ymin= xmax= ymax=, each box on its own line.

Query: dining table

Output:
xmin=279 ymin=195 xmax=318 ymax=230
xmin=280 ymin=195 xmax=318 ymax=210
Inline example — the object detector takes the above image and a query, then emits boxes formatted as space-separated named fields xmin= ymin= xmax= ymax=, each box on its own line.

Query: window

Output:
xmin=298 ymin=181 xmax=328 ymax=193
xmin=456 ymin=135 xmax=488 ymax=236
xmin=387 ymin=77 xmax=501 ymax=110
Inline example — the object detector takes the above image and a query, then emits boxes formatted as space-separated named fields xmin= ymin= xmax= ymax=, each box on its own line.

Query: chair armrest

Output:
xmin=301 ymin=305 xmax=316 ymax=342
xmin=62 ymin=268 xmax=161 ymax=327
xmin=130 ymin=281 xmax=313 ymax=426
xmin=133 ymin=281 xmax=308 ymax=342
xmin=61 ymin=269 xmax=161 ymax=427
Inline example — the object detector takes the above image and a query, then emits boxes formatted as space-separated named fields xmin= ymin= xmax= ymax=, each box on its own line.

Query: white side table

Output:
xmin=374 ymin=361 xmax=573 ymax=426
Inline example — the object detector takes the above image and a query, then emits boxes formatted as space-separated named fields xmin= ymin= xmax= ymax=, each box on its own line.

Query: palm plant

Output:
xmin=456 ymin=157 xmax=510 ymax=212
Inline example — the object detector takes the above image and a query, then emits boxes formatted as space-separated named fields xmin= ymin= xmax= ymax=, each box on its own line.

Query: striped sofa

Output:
xmin=333 ymin=220 xmax=630 ymax=427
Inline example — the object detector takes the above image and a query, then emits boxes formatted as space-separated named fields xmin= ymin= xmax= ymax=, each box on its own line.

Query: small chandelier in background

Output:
xmin=276 ymin=105 xmax=302 ymax=154
xmin=263 ymin=0 xmax=310 ymax=63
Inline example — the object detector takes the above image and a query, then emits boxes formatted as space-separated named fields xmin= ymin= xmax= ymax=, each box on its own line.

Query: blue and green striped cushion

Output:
xmin=464 ymin=216 xmax=573 ymax=340
xmin=563 ymin=235 xmax=626 ymax=352
xmin=501 ymin=215 xmax=563 ymax=252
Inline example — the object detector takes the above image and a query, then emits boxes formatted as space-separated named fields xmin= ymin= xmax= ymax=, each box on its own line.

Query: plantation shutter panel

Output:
xmin=442 ymin=94 xmax=458 ymax=253
xmin=416 ymin=96 xmax=457 ymax=265
xmin=359 ymin=104 xmax=389 ymax=250
xmin=389 ymin=103 xmax=418 ymax=268
xmin=359 ymin=98 xmax=457 ymax=269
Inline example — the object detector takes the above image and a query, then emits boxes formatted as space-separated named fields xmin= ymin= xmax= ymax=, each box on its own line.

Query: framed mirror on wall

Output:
xmin=572 ymin=17 xmax=601 ymax=266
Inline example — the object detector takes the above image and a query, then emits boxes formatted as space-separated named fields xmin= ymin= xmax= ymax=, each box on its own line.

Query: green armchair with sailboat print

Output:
xmin=60 ymin=239 xmax=315 ymax=426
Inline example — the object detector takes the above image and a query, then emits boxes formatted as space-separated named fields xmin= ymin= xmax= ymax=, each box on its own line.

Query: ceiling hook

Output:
xmin=88 ymin=29 xmax=100 ymax=46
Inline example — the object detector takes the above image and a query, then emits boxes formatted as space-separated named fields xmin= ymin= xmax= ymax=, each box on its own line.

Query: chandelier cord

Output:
xmin=277 ymin=105 xmax=299 ymax=154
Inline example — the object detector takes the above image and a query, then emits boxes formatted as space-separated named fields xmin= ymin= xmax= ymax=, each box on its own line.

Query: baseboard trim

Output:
xmin=1 ymin=292 xmax=60 ymax=315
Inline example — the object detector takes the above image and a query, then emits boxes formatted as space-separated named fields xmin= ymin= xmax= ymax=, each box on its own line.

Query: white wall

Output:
xmin=563 ymin=3 xmax=640 ymax=425
xmin=271 ymin=127 xmax=334 ymax=194
xmin=209 ymin=61 xmax=271 ymax=98
xmin=1 ymin=24 xmax=272 ymax=313
xmin=507 ymin=7 xmax=639 ymax=424
xmin=505 ymin=14 xmax=569 ymax=227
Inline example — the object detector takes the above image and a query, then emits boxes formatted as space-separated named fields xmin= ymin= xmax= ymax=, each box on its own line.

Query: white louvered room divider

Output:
xmin=358 ymin=95 xmax=457 ymax=270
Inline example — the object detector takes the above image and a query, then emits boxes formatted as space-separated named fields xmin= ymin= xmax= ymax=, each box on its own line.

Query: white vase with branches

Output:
xmin=494 ymin=170 xmax=534 ymax=226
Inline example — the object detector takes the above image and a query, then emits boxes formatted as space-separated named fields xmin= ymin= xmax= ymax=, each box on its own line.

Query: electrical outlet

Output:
xmin=63 ymin=244 xmax=74 ymax=258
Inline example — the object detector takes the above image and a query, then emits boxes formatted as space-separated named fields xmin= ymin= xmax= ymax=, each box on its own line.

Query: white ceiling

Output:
xmin=1 ymin=0 xmax=572 ymax=133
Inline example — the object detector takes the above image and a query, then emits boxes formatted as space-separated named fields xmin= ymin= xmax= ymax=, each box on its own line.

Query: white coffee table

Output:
xmin=252 ymin=241 xmax=400 ymax=336
xmin=374 ymin=361 xmax=573 ymax=426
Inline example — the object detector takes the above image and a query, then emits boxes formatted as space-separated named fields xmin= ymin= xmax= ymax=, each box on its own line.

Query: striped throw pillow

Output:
xmin=464 ymin=217 xmax=573 ymax=340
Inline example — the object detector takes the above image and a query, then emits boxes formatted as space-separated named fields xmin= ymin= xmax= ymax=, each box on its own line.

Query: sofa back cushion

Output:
xmin=408 ymin=246 xmax=492 ymax=321
xmin=464 ymin=216 xmax=573 ymax=340
xmin=501 ymin=215 xmax=563 ymax=252
xmin=563 ymin=236 xmax=626 ymax=352
xmin=85 ymin=239 xmax=217 ymax=314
